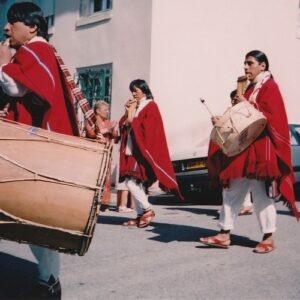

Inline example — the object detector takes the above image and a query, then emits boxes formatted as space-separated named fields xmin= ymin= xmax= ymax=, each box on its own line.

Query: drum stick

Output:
xmin=200 ymin=98 xmax=214 ymax=117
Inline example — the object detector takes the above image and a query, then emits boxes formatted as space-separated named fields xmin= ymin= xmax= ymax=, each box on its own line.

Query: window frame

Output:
xmin=77 ymin=0 xmax=113 ymax=27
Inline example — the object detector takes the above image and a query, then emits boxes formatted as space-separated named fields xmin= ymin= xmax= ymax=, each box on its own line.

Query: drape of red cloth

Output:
xmin=3 ymin=41 xmax=79 ymax=136
xmin=119 ymin=100 xmax=183 ymax=200
xmin=208 ymin=78 xmax=299 ymax=219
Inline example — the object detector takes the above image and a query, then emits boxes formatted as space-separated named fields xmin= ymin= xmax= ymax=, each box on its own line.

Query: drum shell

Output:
xmin=0 ymin=120 xmax=111 ymax=255
xmin=210 ymin=101 xmax=267 ymax=157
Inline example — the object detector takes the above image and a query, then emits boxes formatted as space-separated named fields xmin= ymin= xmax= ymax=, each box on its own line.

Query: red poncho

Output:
xmin=208 ymin=78 xmax=299 ymax=219
xmin=2 ymin=40 xmax=79 ymax=136
xmin=119 ymin=100 xmax=183 ymax=200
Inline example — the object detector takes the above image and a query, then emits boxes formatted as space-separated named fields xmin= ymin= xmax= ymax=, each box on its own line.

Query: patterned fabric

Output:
xmin=51 ymin=46 xmax=96 ymax=130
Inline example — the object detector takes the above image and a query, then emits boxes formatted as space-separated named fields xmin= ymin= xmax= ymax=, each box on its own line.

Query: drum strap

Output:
xmin=51 ymin=46 xmax=96 ymax=130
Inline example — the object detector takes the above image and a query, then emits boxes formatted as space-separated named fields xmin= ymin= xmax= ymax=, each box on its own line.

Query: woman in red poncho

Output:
xmin=200 ymin=50 xmax=299 ymax=253
xmin=118 ymin=79 xmax=182 ymax=228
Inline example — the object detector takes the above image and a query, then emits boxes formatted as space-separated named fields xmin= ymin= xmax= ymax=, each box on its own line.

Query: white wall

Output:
xmin=150 ymin=0 xmax=300 ymax=156
xmin=51 ymin=0 xmax=152 ymax=122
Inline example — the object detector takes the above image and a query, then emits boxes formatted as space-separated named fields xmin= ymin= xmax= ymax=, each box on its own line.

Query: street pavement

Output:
xmin=1 ymin=193 xmax=300 ymax=300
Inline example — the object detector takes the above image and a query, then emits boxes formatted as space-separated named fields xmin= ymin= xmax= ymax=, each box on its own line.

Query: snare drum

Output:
xmin=0 ymin=119 xmax=111 ymax=256
xmin=210 ymin=101 xmax=267 ymax=157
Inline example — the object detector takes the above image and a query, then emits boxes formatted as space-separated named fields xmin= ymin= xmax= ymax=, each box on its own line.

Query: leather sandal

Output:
xmin=122 ymin=217 xmax=140 ymax=227
xmin=253 ymin=241 xmax=275 ymax=254
xmin=138 ymin=209 xmax=155 ymax=228
xmin=238 ymin=206 xmax=253 ymax=216
xmin=199 ymin=236 xmax=231 ymax=249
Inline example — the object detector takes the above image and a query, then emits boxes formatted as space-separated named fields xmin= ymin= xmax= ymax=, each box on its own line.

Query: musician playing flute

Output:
xmin=200 ymin=50 xmax=299 ymax=253
xmin=0 ymin=2 xmax=80 ymax=298
xmin=118 ymin=79 xmax=182 ymax=228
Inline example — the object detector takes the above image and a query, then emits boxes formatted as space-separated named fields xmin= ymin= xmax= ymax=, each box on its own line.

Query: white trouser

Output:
xmin=125 ymin=178 xmax=151 ymax=215
xmin=242 ymin=191 xmax=252 ymax=207
xmin=218 ymin=178 xmax=277 ymax=233
xmin=30 ymin=245 xmax=60 ymax=282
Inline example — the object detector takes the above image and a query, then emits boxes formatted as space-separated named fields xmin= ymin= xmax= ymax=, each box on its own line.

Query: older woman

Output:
xmin=85 ymin=100 xmax=117 ymax=211
xmin=200 ymin=50 xmax=299 ymax=253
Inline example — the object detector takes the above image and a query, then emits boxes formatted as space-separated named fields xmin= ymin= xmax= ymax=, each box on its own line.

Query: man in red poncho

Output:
xmin=0 ymin=2 xmax=79 ymax=298
xmin=200 ymin=50 xmax=299 ymax=253
xmin=118 ymin=79 xmax=182 ymax=228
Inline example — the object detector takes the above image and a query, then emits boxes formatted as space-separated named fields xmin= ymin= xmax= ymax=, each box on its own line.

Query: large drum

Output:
xmin=210 ymin=101 xmax=267 ymax=157
xmin=0 ymin=119 xmax=111 ymax=256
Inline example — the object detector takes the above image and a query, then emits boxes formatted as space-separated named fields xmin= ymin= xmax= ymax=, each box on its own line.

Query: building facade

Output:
xmin=1 ymin=0 xmax=300 ymax=156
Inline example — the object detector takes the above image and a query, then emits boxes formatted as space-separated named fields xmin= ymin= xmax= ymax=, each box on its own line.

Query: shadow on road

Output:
xmin=97 ymin=215 xmax=257 ymax=247
xmin=165 ymin=206 xmax=219 ymax=218
xmin=0 ymin=251 xmax=37 ymax=299
xmin=147 ymin=223 xmax=257 ymax=248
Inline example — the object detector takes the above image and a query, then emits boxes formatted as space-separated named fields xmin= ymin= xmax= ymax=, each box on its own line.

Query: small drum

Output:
xmin=0 ymin=119 xmax=111 ymax=256
xmin=210 ymin=101 xmax=267 ymax=157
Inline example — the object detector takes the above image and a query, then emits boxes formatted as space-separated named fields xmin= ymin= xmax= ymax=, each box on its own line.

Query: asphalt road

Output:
xmin=1 ymin=194 xmax=300 ymax=300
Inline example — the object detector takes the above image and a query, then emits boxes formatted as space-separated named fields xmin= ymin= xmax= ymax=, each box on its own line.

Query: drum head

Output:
xmin=222 ymin=118 xmax=267 ymax=156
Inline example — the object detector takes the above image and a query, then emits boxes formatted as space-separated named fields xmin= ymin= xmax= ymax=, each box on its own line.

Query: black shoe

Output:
xmin=100 ymin=204 xmax=110 ymax=212
xmin=20 ymin=275 xmax=61 ymax=299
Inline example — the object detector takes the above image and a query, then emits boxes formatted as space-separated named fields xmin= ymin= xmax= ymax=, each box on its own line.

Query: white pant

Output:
xmin=125 ymin=178 xmax=151 ymax=215
xmin=218 ymin=178 xmax=277 ymax=233
xmin=242 ymin=192 xmax=252 ymax=207
xmin=30 ymin=245 xmax=60 ymax=282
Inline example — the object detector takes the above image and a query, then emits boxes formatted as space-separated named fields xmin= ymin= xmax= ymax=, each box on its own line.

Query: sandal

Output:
xmin=238 ymin=206 xmax=253 ymax=216
xmin=253 ymin=241 xmax=275 ymax=254
xmin=199 ymin=235 xmax=231 ymax=249
xmin=138 ymin=209 xmax=155 ymax=228
xmin=122 ymin=217 xmax=140 ymax=227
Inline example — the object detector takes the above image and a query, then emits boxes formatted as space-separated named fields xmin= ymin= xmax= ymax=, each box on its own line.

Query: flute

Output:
xmin=236 ymin=75 xmax=248 ymax=97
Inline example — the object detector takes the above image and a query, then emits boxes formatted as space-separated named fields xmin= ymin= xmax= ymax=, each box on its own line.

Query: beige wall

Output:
xmin=150 ymin=0 xmax=300 ymax=155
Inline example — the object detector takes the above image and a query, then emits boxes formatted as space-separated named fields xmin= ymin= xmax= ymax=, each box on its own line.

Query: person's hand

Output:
xmin=232 ymin=94 xmax=247 ymax=105
xmin=96 ymin=132 xmax=107 ymax=143
xmin=125 ymin=99 xmax=137 ymax=123
xmin=125 ymin=99 xmax=137 ymax=111
xmin=99 ymin=128 xmax=109 ymax=134
xmin=0 ymin=44 xmax=12 ymax=66
xmin=211 ymin=116 xmax=221 ymax=126
xmin=109 ymin=120 xmax=118 ymax=131
xmin=0 ymin=109 xmax=8 ymax=117
xmin=111 ymin=122 xmax=119 ymax=139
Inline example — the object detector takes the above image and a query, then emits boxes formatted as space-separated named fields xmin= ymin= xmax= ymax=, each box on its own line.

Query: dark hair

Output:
xmin=245 ymin=50 xmax=269 ymax=71
xmin=230 ymin=89 xmax=237 ymax=100
xmin=129 ymin=79 xmax=153 ymax=99
xmin=7 ymin=2 xmax=49 ymax=41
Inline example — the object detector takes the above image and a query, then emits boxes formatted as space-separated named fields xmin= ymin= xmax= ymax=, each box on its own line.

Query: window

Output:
xmin=80 ymin=0 xmax=112 ymax=18
xmin=93 ymin=0 xmax=112 ymax=13
xmin=33 ymin=0 xmax=55 ymax=34
xmin=77 ymin=0 xmax=112 ymax=27
xmin=75 ymin=64 xmax=112 ymax=133
xmin=76 ymin=64 xmax=112 ymax=108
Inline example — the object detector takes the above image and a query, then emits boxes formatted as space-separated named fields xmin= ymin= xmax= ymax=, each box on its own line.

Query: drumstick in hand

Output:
xmin=200 ymin=98 xmax=214 ymax=117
